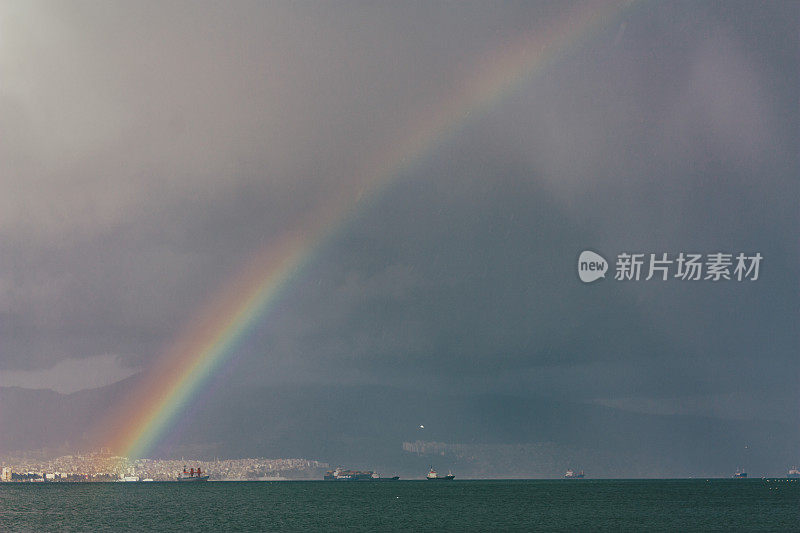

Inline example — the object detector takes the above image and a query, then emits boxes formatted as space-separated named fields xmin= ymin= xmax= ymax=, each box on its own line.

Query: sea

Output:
xmin=1 ymin=479 xmax=798 ymax=532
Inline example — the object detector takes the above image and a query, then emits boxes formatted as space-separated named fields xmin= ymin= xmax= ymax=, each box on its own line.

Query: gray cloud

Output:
xmin=0 ymin=353 xmax=138 ymax=393
xmin=0 ymin=0 xmax=796 ymax=437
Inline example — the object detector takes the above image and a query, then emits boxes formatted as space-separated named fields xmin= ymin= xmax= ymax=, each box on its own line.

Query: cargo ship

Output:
xmin=788 ymin=467 xmax=800 ymax=478
xmin=177 ymin=466 xmax=209 ymax=482
xmin=732 ymin=469 xmax=747 ymax=479
xmin=425 ymin=467 xmax=455 ymax=481
xmin=564 ymin=470 xmax=585 ymax=478
xmin=323 ymin=468 xmax=399 ymax=481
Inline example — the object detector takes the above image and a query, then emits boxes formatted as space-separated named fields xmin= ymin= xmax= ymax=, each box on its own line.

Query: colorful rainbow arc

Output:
xmin=104 ymin=1 xmax=634 ymax=460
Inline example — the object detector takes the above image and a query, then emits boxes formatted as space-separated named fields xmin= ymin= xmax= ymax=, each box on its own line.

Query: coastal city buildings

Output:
xmin=0 ymin=451 xmax=328 ymax=481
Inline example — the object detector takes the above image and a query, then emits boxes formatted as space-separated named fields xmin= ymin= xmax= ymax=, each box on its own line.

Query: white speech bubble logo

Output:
xmin=578 ymin=250 xmax=608 ymax=283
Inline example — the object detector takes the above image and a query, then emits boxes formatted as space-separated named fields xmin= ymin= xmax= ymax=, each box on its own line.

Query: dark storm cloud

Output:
xmin=234 ymin=2 xmax=798 ymax=423
xmin=0 ymin=0 xmax=796 ymax=429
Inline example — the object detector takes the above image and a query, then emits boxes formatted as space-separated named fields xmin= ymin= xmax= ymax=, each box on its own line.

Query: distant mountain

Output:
xmin=1 ymin=380 xmax=797 ymax=478
xmin=0 ymin=376 xmax=139 ymax=457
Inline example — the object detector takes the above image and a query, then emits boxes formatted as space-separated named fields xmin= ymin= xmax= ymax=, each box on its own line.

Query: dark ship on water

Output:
xmin=425 ymin=467 xmax=455 ymax=481
xmin=564 ymin=469 xmax=585 ymax=478
xmin=323 ymin=468 xmax=399 ymax=481
xmin=177 ymin=466 xmax=209 ymax=482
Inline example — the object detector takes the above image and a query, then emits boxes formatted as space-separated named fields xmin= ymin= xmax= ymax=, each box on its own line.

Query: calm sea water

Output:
xmin=1 ymin=479 xmax=798 ymax=532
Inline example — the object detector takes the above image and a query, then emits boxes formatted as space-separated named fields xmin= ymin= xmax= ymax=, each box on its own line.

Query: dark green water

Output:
xmin=1 ymin=479 xmax=798 ymax=532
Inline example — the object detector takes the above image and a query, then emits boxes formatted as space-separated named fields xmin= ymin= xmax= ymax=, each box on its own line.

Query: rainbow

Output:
xmin=103 ymin=1 xmax=634 ymax=460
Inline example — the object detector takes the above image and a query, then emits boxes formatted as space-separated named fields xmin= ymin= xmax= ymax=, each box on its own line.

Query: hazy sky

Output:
xmin=0 ymin=1 xmax=796 ymax=426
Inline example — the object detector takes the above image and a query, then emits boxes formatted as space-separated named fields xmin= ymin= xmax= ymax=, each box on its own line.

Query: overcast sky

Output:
xmin=0 ymin=1 xmax=796 ymax=425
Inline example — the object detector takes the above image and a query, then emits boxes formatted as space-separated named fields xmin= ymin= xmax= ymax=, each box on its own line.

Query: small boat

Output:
xmin=177 ymin=466 xmax=209 ymax=482
xmin=732 ymin=469 xmax=747 ymax=478
xmin=564 ymin=470 xmax=585 ymax=478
